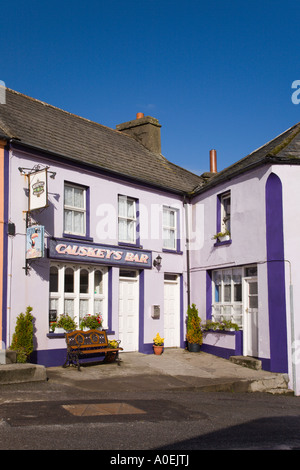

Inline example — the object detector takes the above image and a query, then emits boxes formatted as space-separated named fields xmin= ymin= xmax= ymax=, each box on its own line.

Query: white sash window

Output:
xmin=49 ymin=263 xmax=108 ymax=331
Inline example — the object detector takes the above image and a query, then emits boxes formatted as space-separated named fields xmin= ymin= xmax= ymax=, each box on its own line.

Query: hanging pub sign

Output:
xmin=48 ymin=238 xmax=152 ymax=269
xmin=28 ymin=169 xmax=48 ymax=211
xmin=26 ymin=225 xmax=45 ymax=259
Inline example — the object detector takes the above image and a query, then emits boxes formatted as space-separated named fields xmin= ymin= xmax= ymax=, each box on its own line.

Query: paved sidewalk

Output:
xmin=45 ymin=349 xmax=292 ymax=394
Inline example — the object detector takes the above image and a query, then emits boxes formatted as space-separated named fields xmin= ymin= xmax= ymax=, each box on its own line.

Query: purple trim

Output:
xmin=216 ymin=194 xmax=221 ymax=233
xmin=2 ymin=146 xmax=9 ymax=345
xmin=136 ymin=199 xmax=140 ymax=246
xmin=214 ymin=239 xmax=232 ymax=247
xmin=108 ymin=267 xmax=113 ymax=331
xmin=176 ymin=209 xmax=181 ymax=252
xmin=206 ymin=271 xmax=212 ymax=320
xmin=265 ymin=173 xmax=288 ymax=373
xmin=138 ymin=270 xmax=145 ymax=352
xmin=118 ymin=194 xmax=141 ymax=247
xmin=63 ymin=181 xmax=91 ymax=239
xmin=180 ymin=274 xmax=184 ymax=348
xmin=201 ymin=330 xmax=243 ymax=359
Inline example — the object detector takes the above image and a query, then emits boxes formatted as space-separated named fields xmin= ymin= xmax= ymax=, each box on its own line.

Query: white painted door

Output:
xmin=164 ymin=275 xmax=180 ymax=348
xmin=118 ymin=271 xmax=139 ymax=352
xmin=244 ymin=278 xmax=258 ymax=357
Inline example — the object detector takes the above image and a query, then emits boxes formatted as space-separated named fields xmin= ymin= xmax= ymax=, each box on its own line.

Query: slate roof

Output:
xmin=0 ymin=88 xmax=203 ymax=194
xmin=194 ymin=121 xmax=300 ymax=194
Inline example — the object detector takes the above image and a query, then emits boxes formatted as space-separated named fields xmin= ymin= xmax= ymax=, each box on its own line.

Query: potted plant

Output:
xmin=51 ymin=314 xmax=77 ymax=333
xmin=108 ymin=339 xmax=119 ymax=349
xmin=79 ymin=313 xmax=103 ymax=330
xmin=10 ymin=306 xmax=34 ymax=363
xmin=153 ymin=333 xmax=164 ymax=355
xmin=223 ymin=320 xmax=239 ymax=331
xmin=186 ymin=304 xmax=203 ymax=352
xmin=213 ymin=230 xmax=231 ymax=242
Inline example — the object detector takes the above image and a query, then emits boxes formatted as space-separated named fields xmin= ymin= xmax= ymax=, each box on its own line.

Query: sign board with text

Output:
xmin=48 ymin=238 xmax=152 ymax=269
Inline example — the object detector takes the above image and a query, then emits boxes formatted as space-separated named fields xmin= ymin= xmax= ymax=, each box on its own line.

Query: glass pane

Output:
xmin=245 ymin=266 xmax=257 ymax=277
xmin=94 ymin=270 xmax=103 ymax=294
xmin=64 ymin=209 xmax=73 ymax=232
xmin=94 ymin=299 xmax=103 ymax=315
xmin=74 ymin=211 xmax=84 ymax=234
xmin=163 ymin=228 xmax=175 ymax=249
xmin=64 ymin=299 xmax=74 ymax=316
xmin=127 ymin=199 xmax=135 ymax=218
xmin=80 ymin=269 xmax=89 ymax=293
xmin=127 ymin=220 xmax=135 ymax=242
xmin=224 ymin=284 xmax=231 ymax=302
xmin=118 ymin=196 xmax=126 ymax=217
xmin=215 ymin=284 xmax=221 ymax=302
xmin=249 ymin=295 xmax=258 ymax=308
xmin=65 ymin=268 xmax=74 ymax=293
xmin=50 ymin=266 xmax=58 ymax=292
xmin=234 ymin=283 xmax=242 ymax=302
xmin=163 ymin=208 xmax=169 ymax=226
xmin=79 ymin=300 xmax=89 ymax=319
xmin=74 ymin=187 xmax=84 ymax=209
xmin=249 ymin=282 xmax=258 ymax=295
xmin=49 ymin=298 xmax=58 ymax=312
xmin=64 ymin=185 xmax=73 ymax=206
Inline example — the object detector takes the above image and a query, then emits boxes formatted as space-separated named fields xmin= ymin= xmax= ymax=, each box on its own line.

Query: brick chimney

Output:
xmin=116 ymin=113 xmax=162 ymax=154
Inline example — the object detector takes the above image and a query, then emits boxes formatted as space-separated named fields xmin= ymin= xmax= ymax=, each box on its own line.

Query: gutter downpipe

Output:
xmin=183 ymin=195 xmax=191 ymax=307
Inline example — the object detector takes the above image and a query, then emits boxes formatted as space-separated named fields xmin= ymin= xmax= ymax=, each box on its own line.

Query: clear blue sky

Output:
xmin=1 ymin=0 xmax=300 ymax=175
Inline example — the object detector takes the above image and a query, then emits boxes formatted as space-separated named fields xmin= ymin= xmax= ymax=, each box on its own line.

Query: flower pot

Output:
xmin=153 ymin=345 xmax=164 ymax=355
xmin=188 ymin=342 xmax=201 ymax=352
xmin=53 ymin=328 xmax=65 ymax=334
xmin=218 ymin=235 xmax=230 ymax=242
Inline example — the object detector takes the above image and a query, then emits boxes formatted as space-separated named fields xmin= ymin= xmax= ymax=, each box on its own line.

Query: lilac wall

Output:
xmin=6 ymin=146 xmax=188 ymax=364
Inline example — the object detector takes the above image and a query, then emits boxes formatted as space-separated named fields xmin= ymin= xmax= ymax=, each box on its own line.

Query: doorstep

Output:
xmin=229 ymin=355 xmax=262 ymax=370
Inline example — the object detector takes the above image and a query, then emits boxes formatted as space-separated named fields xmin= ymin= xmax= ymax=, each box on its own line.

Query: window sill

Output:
xmin=47 ymin=332 xmax=65 ymax=338
xmin=214 ymin=239 xmax=232 ymax=247
xmin=47 ymin=328 xmax=115 ymax=339
xmin=118 ymin=241 xmax=143 ymax=249
xmin=162 ymin=248 xmax=183 ymax=255
xmin=63 ymin=233 xmax=94 ymax=242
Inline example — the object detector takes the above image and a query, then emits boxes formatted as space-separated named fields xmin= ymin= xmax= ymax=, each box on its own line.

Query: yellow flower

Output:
xmin=153 ymin=333 xmax=164 ymax=346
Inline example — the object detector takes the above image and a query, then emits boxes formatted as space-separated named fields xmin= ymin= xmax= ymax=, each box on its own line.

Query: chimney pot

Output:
xmin=210 ymin=149 xmax=217 ymax=173
xmin=136 ymin=112 xmax=144 ymax=119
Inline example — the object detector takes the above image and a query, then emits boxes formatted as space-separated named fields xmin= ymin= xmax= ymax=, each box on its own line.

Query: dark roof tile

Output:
xmin=0 ymin=89 xmax=203 ymax=194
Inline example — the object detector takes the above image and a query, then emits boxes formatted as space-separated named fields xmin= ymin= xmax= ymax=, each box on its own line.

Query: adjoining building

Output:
xmin=1 ymin=88 xmax=300 ymax=395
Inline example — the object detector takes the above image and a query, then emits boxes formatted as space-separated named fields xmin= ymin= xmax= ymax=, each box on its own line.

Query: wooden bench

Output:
xmin=63 ymin=329 xmax=123 ymax=371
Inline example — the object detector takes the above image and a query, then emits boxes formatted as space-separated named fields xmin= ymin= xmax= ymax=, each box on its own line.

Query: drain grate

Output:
xmin=62 ymin=402 xmax=147 ymax=417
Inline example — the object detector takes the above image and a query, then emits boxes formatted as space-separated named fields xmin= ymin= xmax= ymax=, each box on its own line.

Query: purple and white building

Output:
xmin=1 ymin=89 xmax=300 ymax=394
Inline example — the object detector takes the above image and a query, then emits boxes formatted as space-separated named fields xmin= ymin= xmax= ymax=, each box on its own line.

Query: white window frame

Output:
xmin=118 ymin=195 xmax=137 ymax=244
xmin=49 ymin=263 xmax=108 ymax=331
xmin=211 ymin=265 xmax=257 ymax=330
xmin=64 ymin=183 xmax=86 ymax=236
xmin=212 ymin=267 xmax=243 ymax=328
xmin=220 ymin=191 xmax=231 ymax=233
xmin=163 ymin=206 xmax=177 ymax=250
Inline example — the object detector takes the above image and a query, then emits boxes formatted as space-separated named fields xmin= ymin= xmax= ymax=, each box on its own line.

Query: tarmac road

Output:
xmin=0 ymin=350 xmax=299 ymax=452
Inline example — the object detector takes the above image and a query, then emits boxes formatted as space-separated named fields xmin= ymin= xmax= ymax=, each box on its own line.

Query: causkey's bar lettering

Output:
xmin=48 ymin=238 xmax=152 ymax=269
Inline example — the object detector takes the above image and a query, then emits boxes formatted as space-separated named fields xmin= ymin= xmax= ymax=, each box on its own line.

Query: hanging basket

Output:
xmin=187 ymin=342 xmax=201 ymax=352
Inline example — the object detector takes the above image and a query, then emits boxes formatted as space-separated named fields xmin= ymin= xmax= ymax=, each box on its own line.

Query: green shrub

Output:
xmin=10 ymin=306 xmax=34 ymax=363
xmin=186 ymin=304 xmax=203 ymax=345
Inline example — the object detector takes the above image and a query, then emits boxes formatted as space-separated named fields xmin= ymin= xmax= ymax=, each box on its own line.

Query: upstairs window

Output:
xmin=64 ymin=183 xmax=86 ymax=236
xmin=163 ymin=206 xmax=177 ymax=250
xmin=118 ymin=195 xmax=137 ymax=244
xmin=220 ymin=191 xmax=231 ymax=234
